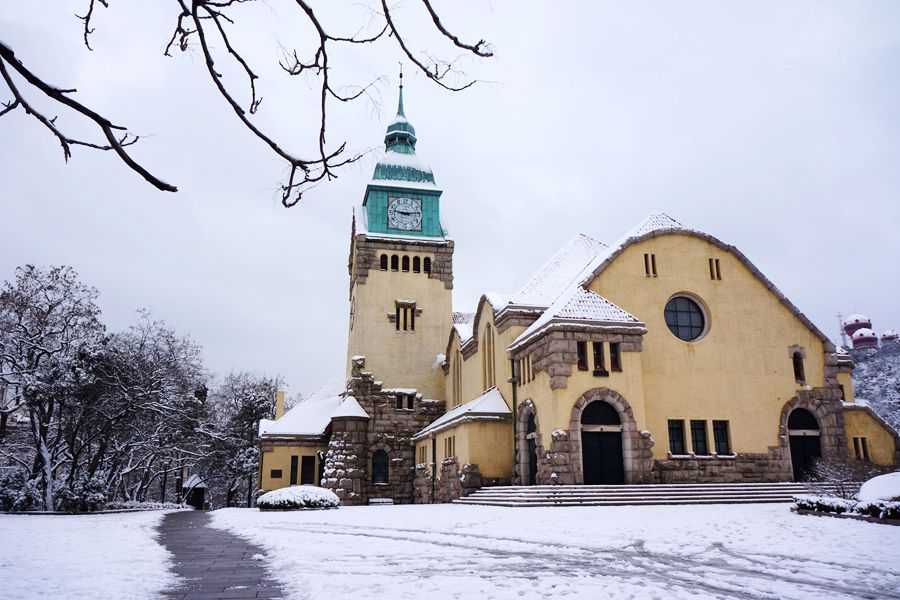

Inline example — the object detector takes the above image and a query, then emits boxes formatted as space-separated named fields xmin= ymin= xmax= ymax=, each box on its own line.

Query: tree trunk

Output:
xmin=246 ymin=474 xmax=253 ymax=507
xmin=0 ymin=412 xmax=8 ymax=438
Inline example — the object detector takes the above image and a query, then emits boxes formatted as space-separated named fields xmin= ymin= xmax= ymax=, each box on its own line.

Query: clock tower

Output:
xmin=346 ymin=75 xmax=453 ymax=401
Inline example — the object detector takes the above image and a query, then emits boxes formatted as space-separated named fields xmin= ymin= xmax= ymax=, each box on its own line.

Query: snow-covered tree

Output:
xmin=200 ymin=371 xmax=282 ymax=507
xmin=0 ymin=265 xmax=104 ymax=510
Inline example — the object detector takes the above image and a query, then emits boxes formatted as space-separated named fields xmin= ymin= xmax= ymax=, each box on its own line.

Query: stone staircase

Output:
xmin=454 ymin=482 xmax=843 ymax=507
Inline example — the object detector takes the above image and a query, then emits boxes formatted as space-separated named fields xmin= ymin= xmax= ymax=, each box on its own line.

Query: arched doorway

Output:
xmin=581 ymin=401 xmax=624 ymax=485
xmin=526 ymin=413 xmax=538 ymax=486
xmin=788 ymin=408 xmax=821 ymax=481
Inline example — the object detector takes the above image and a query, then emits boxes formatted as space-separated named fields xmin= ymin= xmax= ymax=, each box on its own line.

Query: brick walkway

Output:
xmin=158 ymin=510 xmax=283 ymax=600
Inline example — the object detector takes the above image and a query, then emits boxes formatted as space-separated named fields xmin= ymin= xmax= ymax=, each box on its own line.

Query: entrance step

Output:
xmin=453 ymin=482 xmax=845 ymax=507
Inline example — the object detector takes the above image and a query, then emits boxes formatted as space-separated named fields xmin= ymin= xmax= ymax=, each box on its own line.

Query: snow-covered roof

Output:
xmin=852 ymin=328 xmax=877 ymax=339
xmin=331 ymin=396 xmax=370 ymax=419
xmin=627 ymin=212 xmax=683 ymax=237
xmin=259 ymin=378 xmax=347 ymax=437
xmin=183 ymin=475 xmax=206 ymax=489
xmin=484 ymin=292 xmax=512 ymax=311
xmin=510 ymin=286 xmax=641 ymax=350
xmin=451 ymin=312 xmax=475 ymax=343
xmin=412 ymin=387 xmax=510 ymax=440
xmin=373 ymin=149 xmax=433 ymax=175
xmin=509 ymin=233 xmax=608 ymax=308
xmin=843 ymin=314 xmax=871 ymax=326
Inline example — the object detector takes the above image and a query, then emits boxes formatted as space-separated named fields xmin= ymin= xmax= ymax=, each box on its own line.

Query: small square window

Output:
xmin=270 ymin=469 xmax=283 ymax=479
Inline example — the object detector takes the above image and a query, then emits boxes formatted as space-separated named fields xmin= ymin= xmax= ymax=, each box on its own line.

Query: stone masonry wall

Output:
xmin=339 ymin=356 xmax=445 ymax=504
xmin=516 ymin=329 xmax=644 ymax=390
xmin=350 ymin=234 xmax=454 ymax=292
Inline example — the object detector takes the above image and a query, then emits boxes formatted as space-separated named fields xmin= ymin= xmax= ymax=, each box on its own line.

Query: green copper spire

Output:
xmin=397 ymin=66 xmax=405 ymax=117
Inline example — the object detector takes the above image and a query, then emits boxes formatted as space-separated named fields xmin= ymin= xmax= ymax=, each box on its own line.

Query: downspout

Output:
xmin=509 ymin=358 xmax=519 ymax=485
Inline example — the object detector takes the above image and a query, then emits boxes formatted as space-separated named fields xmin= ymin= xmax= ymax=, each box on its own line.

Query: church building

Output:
xmin=258 ymin=81 xmax=898 ymax=505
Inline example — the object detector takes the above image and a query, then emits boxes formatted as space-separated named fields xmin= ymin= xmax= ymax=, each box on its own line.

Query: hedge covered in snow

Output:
xmin=257 ymin=485 xmax=340 ymax=510
xmin=794 ymin=473 xmax=900 ymax=521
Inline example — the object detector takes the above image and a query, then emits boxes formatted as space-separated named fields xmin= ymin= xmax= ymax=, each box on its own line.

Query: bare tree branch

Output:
xmin=0 ymin=43 xmax=177 ymax=192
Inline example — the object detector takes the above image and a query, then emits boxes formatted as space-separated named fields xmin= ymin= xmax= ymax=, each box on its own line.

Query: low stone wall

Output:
xmin=413 ymin=459 xmax=493 ymax=503
xmin=652 ymin=449 xmax=792 ymax=484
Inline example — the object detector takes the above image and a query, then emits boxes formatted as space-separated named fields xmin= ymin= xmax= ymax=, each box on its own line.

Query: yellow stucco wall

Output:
xmin=837 ymin=372 xmax=855 ymax=403
xmin=418 ymin=420 xmax=513 ymax=479
xmin=259 ymin=444 xmax=326 ymax=491
xmin=587 ymin=234 xmax=828 ymax=458
xmin=347 ymin=244 xmax=451 ymax=400
xmin=843 ymin=409 xmax=897 ymax=466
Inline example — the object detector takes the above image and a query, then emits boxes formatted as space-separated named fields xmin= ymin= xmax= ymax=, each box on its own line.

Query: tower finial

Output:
xmin=397 ymin=63 xmax=405 ymax=117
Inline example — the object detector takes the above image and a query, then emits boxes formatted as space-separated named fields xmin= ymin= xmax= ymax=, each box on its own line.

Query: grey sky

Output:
xmin=1 ymin=1 xmax=898 ymax=396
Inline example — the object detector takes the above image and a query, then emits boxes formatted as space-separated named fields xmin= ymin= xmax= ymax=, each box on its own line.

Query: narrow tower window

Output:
xmin=402 ymin=255 xmax=410 ymax=272
xmin=792 ymin=350 xmax=805 ymax=384
xmin=413 ymin=256 xmax=421 ymax=273
xmin=644 ymin=253 xmax=658 ymax=277
xmin=423 ymin=257 xmax=432 ymax=274
xmin=610 ymin=343 xmax=622 ymax=372
xmin=391 ymin=255 xmax=399 ymax=271
xmin=380 ymin=254 xmax=388 ymax=270
xmin=576 ymin=341 xmax=588 ymax=371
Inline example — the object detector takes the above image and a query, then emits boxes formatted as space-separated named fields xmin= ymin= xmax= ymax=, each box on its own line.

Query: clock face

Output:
xmin=387 ymin=197 xmax=423 ymax=231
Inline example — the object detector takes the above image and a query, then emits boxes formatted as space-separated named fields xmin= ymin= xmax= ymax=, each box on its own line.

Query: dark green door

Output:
xmin=300 ymin=456 xmax=316 ymax=485
xmin=790 ymin=435 xmax=821 ymax=481
xmin=583 ymin=431 xmax=624 ymax=485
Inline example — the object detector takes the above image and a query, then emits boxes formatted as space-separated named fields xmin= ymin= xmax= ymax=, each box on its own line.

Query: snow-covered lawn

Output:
xmin=212 ymin=503 xmax=900 ymax=600
xmin=0 ymin=511 xmax=177 ymax=600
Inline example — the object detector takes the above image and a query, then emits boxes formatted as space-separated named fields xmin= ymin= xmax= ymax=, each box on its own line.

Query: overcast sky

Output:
xmin=1 ymin=1 xmax=898 ymax=397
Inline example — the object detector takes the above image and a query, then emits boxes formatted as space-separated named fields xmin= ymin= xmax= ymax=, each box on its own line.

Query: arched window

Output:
xmin=423 ymin=257 xmax=432 ymax=274
xmin=788 ymin=408 xmax=819 ymax=431
xmin=453 ymin=349 xmax=462 ymax=407
xmin=402 ymin=256 xmax=410 ymax=272
xmin=482 ymin=324 xmax=495 ymax=390
xmin=379 ymin=254 xmax=388 ymax=271
xmin=372 ymin=450 xmax=389 ymax=484
xmin=527 ymin=412 xmax=537 ymax=435
xmin=792 ymin=351 xmax=805 ymax=383
xmin=390 ymin=255 xmax=399 ymax=271
xmin=412 ymin=256 xmax=421 ymax=273
xmin=581 ymin=401 xmax=621 ymax=426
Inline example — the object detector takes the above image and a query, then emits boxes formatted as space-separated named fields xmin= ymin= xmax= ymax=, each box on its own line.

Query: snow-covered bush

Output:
xmin=104 ymin=500 xmax=188 ymax=511
xmin=793 ymin=494 xmax=854 ymax=514
xmin=856 ymin=471 xmax=900 ymax=503
xmin=856 ymin=500 xmax=900 ymax=520
xmin=0 ymin=469 xmax=40 ymax=512
xmin=57 ymin=473 xmax=108 ymax=513
xmin=257 ymin=485 xmax=340 ymax=510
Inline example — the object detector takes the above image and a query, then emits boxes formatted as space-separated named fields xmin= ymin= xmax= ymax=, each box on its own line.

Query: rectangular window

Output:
xmin=651 ymin=254 xmax=657 ymax=277
xmin=576 ymin=341 xmax=588 ymax=371
xmin=712 ymin=420 xmax=730 ymax=455
xmin=709 ymin=258 xmax=716 ymax=280
xmin=715 ymin=259 xmax=721 ymax=280
xmin=270 ymin=469 xmax=283 ymax=479
xmin=410 ymin=308 xmax=415 ymax=331
xmin=407 ymin=394 xmax=415 ymax=410
xmin=668 ymin=420 xmax=685 ymax=455
xmin=395 ymin=306 xmax=400 ymax=331
xmin=644 ymin=253 xmax=651 ymax=276
xmin=854 ymin=437 xmax=870 ymax=461
xmin=690 ymin=420 xmax=708 ymax=455
xmin=395 ymin=303 xmax=416 ymax=332
xmin=396 ymin=395 xmax=404 ymax=409
xmin=592 ymin=342 xmax=606 ymax=374
xmin=610 ymin=343 xmax=622 ymax=372
xmin=290 ymin=456 xmax=299 ymax=485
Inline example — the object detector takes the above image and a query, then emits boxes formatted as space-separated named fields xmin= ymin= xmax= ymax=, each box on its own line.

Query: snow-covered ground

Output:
xmin=212 ymin=503 xmax=900 ymax=600
xmin=0 ymin=511 xmax=177 ymax=600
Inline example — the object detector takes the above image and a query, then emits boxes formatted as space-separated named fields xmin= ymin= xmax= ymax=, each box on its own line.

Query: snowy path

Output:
xmin=0 ymin=510 xmax=177 ymax=600
xmin=212 ymin=504 xmax=900 ymax=600
xmin=158 ymin=510 xmax=283 ymax=599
